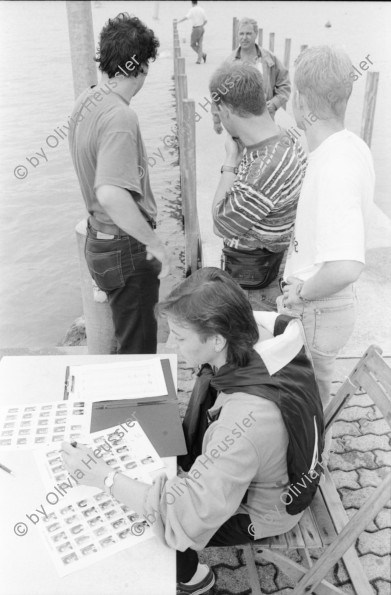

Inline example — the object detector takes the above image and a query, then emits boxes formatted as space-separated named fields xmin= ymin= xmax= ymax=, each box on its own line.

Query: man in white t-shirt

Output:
xmin=178 ymin=1 xmax=207 ymax=64
xmin=278 ymin=46 xmax=375 ymax=416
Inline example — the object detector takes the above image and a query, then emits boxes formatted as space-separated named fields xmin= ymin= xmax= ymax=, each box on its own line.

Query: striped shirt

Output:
xmin=213 ymin=131 xmax=307 ymax=252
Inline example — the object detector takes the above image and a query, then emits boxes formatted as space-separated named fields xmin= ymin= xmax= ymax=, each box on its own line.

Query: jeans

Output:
xmin=85 ymin=224 xmax=161 ymax=354
xmin=190 ymin=26 xmax=205 ymax=61
xmin=277 ymin=284 xmax=357 ymax=407
xmin=177 ymin=513 xmax=253 ymax=583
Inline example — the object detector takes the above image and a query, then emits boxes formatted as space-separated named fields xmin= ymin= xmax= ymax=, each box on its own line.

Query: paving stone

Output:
xmin=338 ymin=486 xmax=377 ymax=509
xmin=357 ymin=529 xmax=391 ymax=556
xmin=333 ymin=434 xmax=391 ymax=452
xmin=358 ymin=467 xmax=391 ymax=488
xmin=372 ymin=578 xmax=391 ymax=595
xmin=331 ymin=469 xmax=360 ymax=490
xmin=374 ymin=450 xmax=391 ymax=468
xmin=347 ymin=393 xmax=377 ymax=407
xmin=374 ymin=509 xmax=391 ymax=530
xmin=329 ymin=450 xmax=378 ymax=471
xmin=337 ymin=406 xmax=378 ymax=423
xmin=332 ymin=420 xmax=364 ymax=438
xmin=359 ymin=553 xmax=391 ymax=583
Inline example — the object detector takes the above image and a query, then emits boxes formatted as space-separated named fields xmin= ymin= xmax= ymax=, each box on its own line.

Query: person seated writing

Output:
xmin=62 ymin=267 xmax=324 ymax=595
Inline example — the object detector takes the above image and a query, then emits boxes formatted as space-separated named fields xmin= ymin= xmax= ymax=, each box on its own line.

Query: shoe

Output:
xmin=196 ymin=60 xmax=201 ymax=64
xmin=177 ymin=567 xmax=215 ymax=594
xmin=203 ymin=53 xmax=207 ymax=63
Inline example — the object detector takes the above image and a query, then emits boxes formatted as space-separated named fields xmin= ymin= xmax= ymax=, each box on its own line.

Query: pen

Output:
xmin=94 ymin=400 xmax=168 ymax=410
xmin=0 ymin=462 xmax=15 ymax=477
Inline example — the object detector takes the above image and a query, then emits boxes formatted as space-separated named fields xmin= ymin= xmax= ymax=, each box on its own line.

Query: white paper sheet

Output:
xmin=66 ymin=359 xmax=168 ymax=401
xmin=0 ymin=401 xmax=92 ymax=450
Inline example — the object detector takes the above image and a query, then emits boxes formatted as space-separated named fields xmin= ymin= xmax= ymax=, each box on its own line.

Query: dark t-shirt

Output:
xmin=68 ymin=81 xmax=157 ymax=225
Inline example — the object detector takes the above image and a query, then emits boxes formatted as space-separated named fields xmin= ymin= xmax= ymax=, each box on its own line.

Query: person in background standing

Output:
xmin=178 ymin=1 xmax=207 ymax=64
xmin=212 ymin=17 xmax=290 ymax=133
xmin=279 ymin=47 xmax=375 ymax=449
xmin=68 ymin=13 xmax=171 ymax=355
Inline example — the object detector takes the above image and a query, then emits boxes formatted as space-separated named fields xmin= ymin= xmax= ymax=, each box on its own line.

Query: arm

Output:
xmin=177 ymin=17 xmax=188 ymax=24
xmin=268 ymin=55 xmax=291 ymax=111
xmin=212 ymin=136 xmax=272 ymax=239
xmin=283 ymin=260 xmax=364 ymax=306
xmin=97 ymin=185 xmax=171 ymax=278
xmin=61 ymin=442 xmax=149 ymax=516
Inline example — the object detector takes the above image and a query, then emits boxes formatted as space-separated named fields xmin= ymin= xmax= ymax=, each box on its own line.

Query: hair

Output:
xmin=95 ymin=13 xmax=159 ymax=78
xmin=294 ymin=45 xmax=353 ymax=119
xmin=209 ymin=62 xmax=266 ymax=117
xmin=238 ymin=18 xmax=258 ymax=35
xmin=156 ymin=267 xmax=259 ymax=367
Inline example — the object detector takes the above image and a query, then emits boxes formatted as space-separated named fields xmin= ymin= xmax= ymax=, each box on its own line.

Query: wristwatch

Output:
xmin=296 ymin=281 xmax=311 ymax=303
xmin=220 ymin=165 xmax=238 ymax=174
xmin=103 ymin=470 xmax=118 ymax=496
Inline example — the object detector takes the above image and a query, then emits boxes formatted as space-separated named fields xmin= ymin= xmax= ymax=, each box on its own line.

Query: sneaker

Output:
xmin=195 ymin=60 xmax=201 ymax=64
xmin=177 ymin=567 xmax=215 ymax=595
xmin=203 ymin=53 xmax=207 ymax=63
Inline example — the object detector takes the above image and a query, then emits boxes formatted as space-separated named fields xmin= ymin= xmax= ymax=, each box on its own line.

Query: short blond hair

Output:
xmin=294 ymin=46 xmax=353 ymax=119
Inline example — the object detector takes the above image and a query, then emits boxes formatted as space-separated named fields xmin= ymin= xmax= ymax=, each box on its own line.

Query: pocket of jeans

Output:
xmin=313 ymin=302 xmax=356 ymax=356
xmin=85 ymin=250 xmax=125 ymax=292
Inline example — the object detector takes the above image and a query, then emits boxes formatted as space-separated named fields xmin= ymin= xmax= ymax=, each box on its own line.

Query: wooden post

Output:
xmin=284 ymin=38 xmax=291 ymax=70
xmin=258 ymin=28 xmax=263 ymax=47
xmin=152 ymin=0 xmax=159 ymax=20
xmin=269 ymin=32 xmax=275 ymax=52
xmin=66 ymin=0 xmax=98 ymax=99
xmin=360 ymin=71 xmax=379 ymax=147
xmin=75 ymin=221 xmax=116 ymax=354
xmin=182 ymin=100 xmax=200 ymax=275
xmin=232 ymin=17 xmax=239 ymax=50
xmin=177 ymin=74 xmax=188 ymax=222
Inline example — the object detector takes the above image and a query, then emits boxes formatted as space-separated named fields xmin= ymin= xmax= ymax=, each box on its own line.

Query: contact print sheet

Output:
xmin=0 ymin=400 xmax=92 ymax=450
xmin=39 ymin=492 xmax=154 ymax=577
xmin=33 ymin=421 xmax=166 ymax=575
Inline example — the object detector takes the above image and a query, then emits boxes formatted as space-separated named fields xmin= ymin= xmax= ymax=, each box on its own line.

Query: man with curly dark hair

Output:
xmin=69 ymin=13 xmax=171 ymax=354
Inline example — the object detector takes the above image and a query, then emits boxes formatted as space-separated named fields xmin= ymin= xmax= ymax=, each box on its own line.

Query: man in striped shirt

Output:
xmin=210 ymin=62 xmax=307 ymax=308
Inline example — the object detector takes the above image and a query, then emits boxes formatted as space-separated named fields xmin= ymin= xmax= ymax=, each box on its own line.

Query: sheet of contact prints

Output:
xmin=0 ymin=400 xmax=92 ymax=450
xmin=39 ymin=492 xmax=154 ymax=576
xmin=34 ymin=421 xmax=165 ymax=500
xmin=65 ymin=359 xmax=168 ymax=401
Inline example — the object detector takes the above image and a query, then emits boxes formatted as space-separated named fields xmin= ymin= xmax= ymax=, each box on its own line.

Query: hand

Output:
xmin=224 ymin=135 xmax=243 ymax=166
xmin=281 ymin=276 xmax=303 ymax=308
xmin=266 ymin=100 xmax=277 ymax=115
xmin=61 ymin=441 xmax=111 ymax=490
xmin=146 ymin=243 xmax=172 ymax=279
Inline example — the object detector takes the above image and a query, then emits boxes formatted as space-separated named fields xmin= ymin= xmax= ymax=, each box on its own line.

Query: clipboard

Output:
xmin=64 ymin=358 xmax=187 ymax=457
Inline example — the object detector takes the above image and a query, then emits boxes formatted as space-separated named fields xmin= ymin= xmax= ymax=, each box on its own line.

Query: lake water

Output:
xmin=0 ymin=1 xmax=390 ymax=348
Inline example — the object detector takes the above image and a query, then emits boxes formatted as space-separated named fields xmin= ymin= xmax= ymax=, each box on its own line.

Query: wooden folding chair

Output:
xmin=240 ymin=344 xmax=391 ymax=595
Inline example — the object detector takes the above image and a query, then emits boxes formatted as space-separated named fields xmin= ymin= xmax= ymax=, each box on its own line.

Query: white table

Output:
xmin=0 ymin=354 xmax=177 ymax=595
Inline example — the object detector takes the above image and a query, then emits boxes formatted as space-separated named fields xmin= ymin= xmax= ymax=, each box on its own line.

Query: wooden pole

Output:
xmin=284 ymin=38 xmax=291 ymax=70
xmin=232 ymin=17 xmax=239 ymax=50
xmin=269 ymin=32 xmax=275 ymax=52
xmin=75 ymin=221 xmax=116 ymax=354
xmin=360 ymin=71 xmax=379 ymax=147
xmin=258 ymin=28 xmax=263 ymax=47
xmin=66 ymin=0 xmax=98 ymax=99
xmin=152 ymin=0 xmax=159 ymax=20
xmin=182 ymin=100 xmax=200 ymax=275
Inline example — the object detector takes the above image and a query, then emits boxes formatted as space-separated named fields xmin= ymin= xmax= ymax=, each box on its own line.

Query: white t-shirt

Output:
xmin=186 ymin=5 xmax=206 ymax=27
xmin=284 ymin=129 xmax=375 ymax=281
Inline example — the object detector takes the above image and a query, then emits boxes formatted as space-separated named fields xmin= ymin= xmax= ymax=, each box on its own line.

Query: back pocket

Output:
xmin=85 ymin=250 xmax=125 ymax=292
